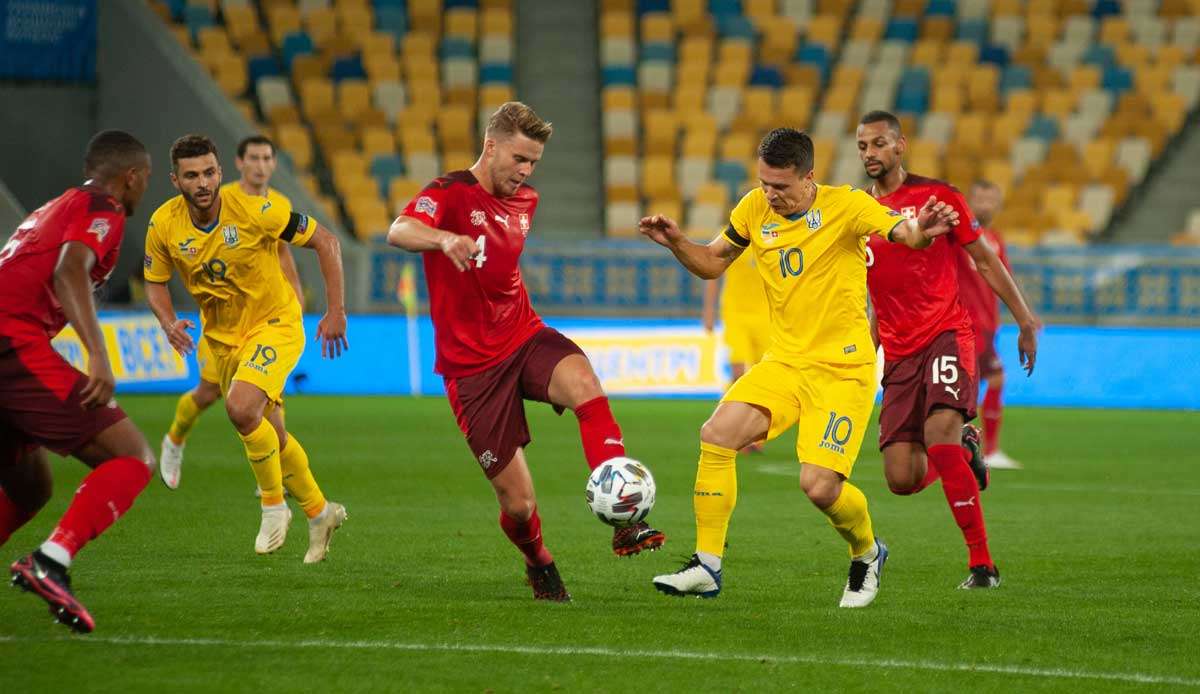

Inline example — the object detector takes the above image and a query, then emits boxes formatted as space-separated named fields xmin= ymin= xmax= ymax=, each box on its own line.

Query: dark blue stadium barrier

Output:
xmin=0 ymin=0 xmax=96 ymax=81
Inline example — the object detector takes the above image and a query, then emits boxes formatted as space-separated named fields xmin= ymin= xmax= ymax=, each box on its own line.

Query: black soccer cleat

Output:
xmin=962 ymin=424 xmax=989 ymax=492
xmin=526 ymin=561 xmax=571 ymax=602
xmin=958 ymin=564 xmax=1001 ymax=590
xmin=612 ymin=522 xmax=666 ymax=557
xmin=10 ymin=551 xmax=95 ymax=633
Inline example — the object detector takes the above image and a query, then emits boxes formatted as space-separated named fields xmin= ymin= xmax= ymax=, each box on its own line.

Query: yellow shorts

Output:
xmin=196 ymin=336 xmax=219 ymax=384
xmin=722 ymin=356 xmax=877 ymax=477
xmin=206 ymin=321 xmax=305 ymax=404
xmin=721 ymin=315 xmax=769 ymax=367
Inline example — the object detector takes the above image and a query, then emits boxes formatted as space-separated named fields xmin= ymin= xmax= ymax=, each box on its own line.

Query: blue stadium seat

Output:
xmin=440 ymin=37 xmax=475 ymax=60
xmin=443 ymin=0 xmax=478 ymax=8
xmin=641 ymin=42 xmax=675 ymax=62
xmin=370 ymin=155 xmax=405 ymax=198
xmin=955 ymin=18 xmax=988 ymax=44
xmin=248 ymin=55 xmax=283 ymax=83
xmin=708 ymin=0 xmax=742 ymax=21
xmin=184 ymin=5 xmax=214 ymax=39
xmin=373 ymin=0 xmax=407 ymax=7
xmin=884 ymin=17 xmax=919 ymax=42
xmin=1082 ymin=44 xmax=1116 ymax=70
xmin=1091 ymin=0 xmax=1121 ymax=18
xmin=331 ymin=55 xmax=367 ymax=81
xmin=895 ymin=67 xmax=930 ymax=114
xmin=1000 ymin=65 xmax=1032 ymax=92
xmin=638 ymin=0 xmax=671 ymax=14
xmin=718 ymin=15 xmax=757 ymax=40
xmin=1102 ymin=66 xmax=1133 ymax=94
xmin=749 ymin=65 xmax=783 ymax=88
xmin=166 ymin=0 xmax=186 ymax=22
xmin=602 ymin=66 xmax=637 ymax=86
xmin=714 ymin=160 xmax=746 ymax=199
xmin=925 ymin=0 xmax=956 ymax=17
xmin=376 ymin=7 xmax=407 ymax=41
xmin=979 ymin=43 xmax=1010 ymax=67
xmin=281 ymin=32 xmax=315 ymax=69
xmin=1025 ymin=114 xmax=1059 ymax=140
xmin=794 ymin=43 xmax=830 ymax=83
xmin=480 ymin=63 xmax=514 ymax=84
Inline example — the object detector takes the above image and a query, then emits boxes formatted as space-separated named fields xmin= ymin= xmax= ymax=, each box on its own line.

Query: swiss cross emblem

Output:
xmin=901 ymin=206 xmax=917 ymax=220
xmin=518 ymin=213 xmax=529 ymax=232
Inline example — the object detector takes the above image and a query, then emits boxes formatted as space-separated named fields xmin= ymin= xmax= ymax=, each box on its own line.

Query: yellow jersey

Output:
xmin=719 ymin=247 xmax=770 ymax=325
xmin=144 ymin=184 xmax=316 ymax=348
xmin=724 ymin=184 xmax=904 ymax=365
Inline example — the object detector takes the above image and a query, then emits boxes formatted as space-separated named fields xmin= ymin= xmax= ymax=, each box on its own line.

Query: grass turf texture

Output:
xmin=1 ymin=396 xmax=1197 ymax=692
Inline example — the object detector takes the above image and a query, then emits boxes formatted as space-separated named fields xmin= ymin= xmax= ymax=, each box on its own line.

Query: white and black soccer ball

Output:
xmin=585 ymin=457 xmax=656 ymax=527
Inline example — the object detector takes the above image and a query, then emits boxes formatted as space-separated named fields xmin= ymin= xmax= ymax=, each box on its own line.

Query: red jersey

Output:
xmin=402 ymin=170 xmax=544 ymax=377
xmin=866 ymin=174 xmax=981 ymax=359
xmin=955 ymin=227 xmax=1009 ymax=335
xmin=0 ymin=185 xmax=126 ymax=339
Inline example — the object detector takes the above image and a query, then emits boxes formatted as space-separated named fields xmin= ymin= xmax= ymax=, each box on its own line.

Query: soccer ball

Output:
xmin=585 ymin=457 xmax=656 ymax=527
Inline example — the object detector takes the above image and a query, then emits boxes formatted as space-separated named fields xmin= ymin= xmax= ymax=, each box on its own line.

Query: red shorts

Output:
xmin=975 ymin=328 xmax=1004 ymax=380
xmin=0 ymin=324 xmax=128 ymax=463
xmin=443 ymin=327 xmax=585 ymax=479
xmin=878 ymin=329 xmax=977 ymax=449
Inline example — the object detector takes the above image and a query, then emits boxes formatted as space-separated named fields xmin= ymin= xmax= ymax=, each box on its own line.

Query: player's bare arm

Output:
xmin=888 ymin=196 xmax=959 ymax=249
xmin=387 ymin=215 xmax=480 ymax=272
xmin=278 ymin=243 xmax=303 ymax=305
xmin=965 ymin=237 xmax=1040 ymax=375
xmin=701 ymin=277 xmax=719 ymax=332
xmin=53 ymin=241 xmax=115 ymax=408
xmin=640 ymin=214 xmax=743 ymax=280
xmin=145 ymin=280 xmax=196 ymax=356
xmin=301 ymin=224 xmax=349 ymax=359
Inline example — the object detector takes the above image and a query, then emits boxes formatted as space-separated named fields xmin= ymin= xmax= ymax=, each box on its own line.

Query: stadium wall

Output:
xmin=68 ymin=312 xmax=1200 ymax=411
xmin=0 ymin=84 xmax=95 ymax=212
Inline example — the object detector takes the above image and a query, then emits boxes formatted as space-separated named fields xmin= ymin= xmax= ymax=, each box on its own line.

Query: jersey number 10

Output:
xmin=777 ymin=248 xmax=804 ymax=277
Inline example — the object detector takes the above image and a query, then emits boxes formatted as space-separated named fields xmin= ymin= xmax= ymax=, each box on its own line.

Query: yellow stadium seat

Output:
xmin=990 ymin=0 xmax=1021 ymax=15
xmin=719 ymin=133 xmax=755 ymax=161
xmin=952 ymin=113 xmax=990 ymax=153
xmin=930 ymin=86 xmax=964 ymax=114
xmin=1040 ymin=89 xmax=1076 ymax=119
xmin=443 ymin=151 xmax=475 ymax=172
xmin=196 ymin=26 xmax=232 ymax=55
xmin=480 ymin=84 xmax=515 ymax=109
xmin=337 ymin=80 xmax=372 ymax=123
xmin=672 ymin=84 xmax=706 ymax=112
xmin=266 ymin=5 xmax=301 ymax=45
xmin=1005 ymin=89 xmax=1036 ymax=117
xmin=603 ymin=87 xmax=636 ymax=111
xmin=991 ymin=112 xmax=1028 ymax=153
xmin=398 ymin=125 xmax=436 ymax=154
xmin=713 ymin=62 xmax=749 ymax=86
xmin=436 ymin=106 xmax=475 ymax=151
xmin=408 ymin=0 xmax=443 ymax=34
xmin=1154 ymin=45 xmax=1188 ymax=69
xmin=681 ymin=128 xmax=717 ymax=158
xmin=1098 ymin=17 xmax=1128 ymax=44
xmin=922 ymin=17 xmax=954 ymax=41
xmin=389 ymin=178 xmax=425 ymax=214
xmin=212 ymin=54 xmax=248 ymax=98
xmin=406 ymin=80 xmax=441 ymax=109
xmin=641 ymin=13 xmax=673 ymax=42
xmin=893 ymin=0 xmax=925 ymax=15
xmin=980 ymin=159 xmax=1014 ymax=194
xmin=641 ymin=156 xmax=677 ymax=199
xmin=777 ymin=86 xmax=814 ymax=127
xmin=693 ymin=182 xmax=728 ymax=207
xmin=275 ymin=124 xmax=314 ymax=170
xmin=364 ymin=53 xmax=402 ymax=83
xmin=678 ymin=35 xmax=712 ymax=63
xmin=361 ymin=126 xmax=396 ymax=158
xmin=909 ymin=40 xmax=945 ymax=68
xmin=1069 ymin=66 xmax=1102 ymax=90
xmin=806 ymin=15 xmax=843 ymax=48
xmin=646 ymin=197 xmax=682 ymax=222
xmin=445 ymin=8 xmax=478 ymax=39
xmin=401 ymin=32 xmax=436 ymax=61
xmin=821 ymin=86 xmax=858 ymax=116
xmin=600 ymin=0 xmax=633 ymax=10
xmin=600 ymin=11 xmax=633 ymax=37
xmin=642 ymin=109 xmax=679 ymax=156
xmin=737 ymin=86 xmax=777 ymax=129
xmin=1025 ymin=17 xmax=1058 ymax=48
xmin=299 ymin=78 xmax=335 ymax=121
xmin=267 ymin=103 xmax=301 ymax=127
xmin=850 ymin=17 xmax=883 ymax=41
xmin=1041 ymin=183 xmax=1077 ymax=212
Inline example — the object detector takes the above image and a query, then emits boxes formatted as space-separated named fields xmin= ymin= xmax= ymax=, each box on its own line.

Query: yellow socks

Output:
xmin=167 ymin=392 xmax=202 ymax=445
xmin=694 ymin=442 xmax=738 ymax=557
xmin=239 ymin=419 xmax=284 ymax=507
xmin=279 ymin=434 xmax=326 ymax=519
xmin=822 ymin=482 xmax=876 ymax=558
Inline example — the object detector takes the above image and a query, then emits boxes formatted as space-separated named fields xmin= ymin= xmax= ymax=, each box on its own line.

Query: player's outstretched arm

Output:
xmin=701 ymin=278 xmax=719 ymax=332
xmin=301 ymin=224 xmax=349 ymax=359
xmin=639 ymin=214 xmax=742 ymax=280
xmin=278 ymin=243 xmax=304 ymax=307
xmin=387 ymin=215 xmax=479 ymax=272
xmin=889 ymin=196 xmax=960 ymax=249
xmin=145 ymin=280 xmax=196 ymax=357
xmin=965 ymin=238 xmax=1040 ymax=375
xmin=53 ymin=241 xmax=116 ymax=408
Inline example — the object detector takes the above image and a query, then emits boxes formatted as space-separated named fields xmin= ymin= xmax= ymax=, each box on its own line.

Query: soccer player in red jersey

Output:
xmin=958 ymin=181 xmax=1021 ymax=470
xmin=386 ymin=102 xmax=665 ymax=601
xmin=0 ymin=131 xmax=156 ymax=632
xmin=856 ymin=111 xmax=1040 ymax=589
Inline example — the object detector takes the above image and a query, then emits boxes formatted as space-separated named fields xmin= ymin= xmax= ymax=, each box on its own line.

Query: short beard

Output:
xmin=865 ymin=165 xmax=889 ymax=180
xmin=183 ymin=189 xmax=216 ymax=211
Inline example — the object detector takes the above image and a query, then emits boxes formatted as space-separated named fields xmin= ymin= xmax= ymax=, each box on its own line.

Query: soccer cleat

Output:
xmin=10 ymin=551 xmax=95 ymax=634
xmin=839 ymin=539 xmax=888 ymax=608
xmin=959 ymin=564 xmax=1002 ymax=589
xmin=303 ymin=501 xmax=347 ymax=564
xmin=985 ymin=450 xmax=1023 ymax=470
xmin=526 ymin=561 xmax=571 ymax=601
xmin=612 ymin=522 xmax=666 ymax=557
xmin=652 ymin=554 xmax=722 ymax=598
xmin=962 ymin=424 xmax=990 ymax=491
xmin=159 ymin=434 xmax=184 ymax=490
xmin=255 ymin=504 xmax=292 ymax=555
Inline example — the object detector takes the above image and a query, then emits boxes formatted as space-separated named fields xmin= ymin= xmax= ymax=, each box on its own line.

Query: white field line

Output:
xmin=0 ymin=634 xmax=1196 ymax=687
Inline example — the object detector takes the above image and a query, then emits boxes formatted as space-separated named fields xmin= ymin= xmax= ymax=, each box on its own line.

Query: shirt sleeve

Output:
xmin=401 ymin=181 xmax=451 ymax=229
xmin=723 ymin=192 xmax=755 ymax=248
xmin=143 ymin=214 xmax=173 ymax=283
xmin=256 ymin=194 xmax=318 ymax=247
xmin=942 ymin=186 xmax=982 ymax=247
xmin=63 ymin=206 xmax=125 ymax=264
xmin=851 ymin=189 xmax=906 ymax=238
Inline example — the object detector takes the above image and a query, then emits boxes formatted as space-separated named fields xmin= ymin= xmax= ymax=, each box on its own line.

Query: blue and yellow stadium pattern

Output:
xmin=51 ymin=314 xmax=189 ymax=387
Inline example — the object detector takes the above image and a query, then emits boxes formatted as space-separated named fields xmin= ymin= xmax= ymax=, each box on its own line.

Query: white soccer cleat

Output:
xmin=304 ymin=501 xmax=347 ymax=564
xmin=159 ymin=435 xmax=184 ymax=490
xmin=839 ymin=539 xmax=888 ymax=608
xmin=652 ymin=554 xmax=722 ymax=598
xmin=255 ymin=505 xmax=292 ymax=555
xmin=985 ymin=450 xmax=1023 ymax=470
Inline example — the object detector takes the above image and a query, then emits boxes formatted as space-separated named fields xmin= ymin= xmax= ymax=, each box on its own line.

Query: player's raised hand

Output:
xmin=79 ymin=353 xmax=116 ymax=409
xmin=164 ymin=318 xmax=196 ymax=356
xmin=1018 ymin=319 xmax=1040 ymax=376
xmin=916 ymin=196 xmax=959 ymax=239
xmin=439 ymin=233 xmax=480 ymax=272
xmin=639 ymin=215 xmax=684 ymax=248
xmin=317 ymin=309 xmax=349 ymax=359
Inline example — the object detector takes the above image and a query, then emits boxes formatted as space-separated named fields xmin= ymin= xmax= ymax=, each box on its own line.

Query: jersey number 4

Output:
xmin=472 ymin=235 xmax=488 ymax=268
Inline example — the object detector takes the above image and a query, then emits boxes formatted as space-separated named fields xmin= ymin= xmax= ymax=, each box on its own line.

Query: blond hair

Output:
xmin=485 ymin=101 xmax=553 ymax=143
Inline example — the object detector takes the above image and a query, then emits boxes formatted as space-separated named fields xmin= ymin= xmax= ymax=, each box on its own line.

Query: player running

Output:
xmin=145 ymin=134 xmax=348 ymax=563
xmin=959 ymin=180 xmax=1021 ymax=470
xmin=645 ymin=128 xmax=960 ymax=608
xmin=2 ymin=131 xmax=157 ymax=633
xmin=158 ymin=135 xmax=305 ymax=491
xmin=386 ymin=102 xmax=666 ymax=602
xmin=856 ymin=111 xmax=1039 ymax=589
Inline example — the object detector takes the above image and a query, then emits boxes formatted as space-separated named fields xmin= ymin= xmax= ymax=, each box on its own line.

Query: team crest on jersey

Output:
xmin=87 ymin=218 xmax=110 ymax=241
xmin=760 ymin=222 xmax=780 ymax=240
xmin=900 ymin=206 xmax=918 ymax=220
xmin=805 ymin=209 xmax=822 ymax=230
xmin=518 ymin=213 xmax=530 ymax=233
xmin=415 ymin=196 xmax=437 ymax=216
xmin=221 ymin=224 xmax=239 ymax=247
xmin=470 ymin=209 xmax=486 ymax=226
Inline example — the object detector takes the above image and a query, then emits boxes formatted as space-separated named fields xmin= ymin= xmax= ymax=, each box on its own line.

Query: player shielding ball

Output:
xmin=145 ymin=135 xmax=348 ymax=563
xmin=857 ymin=111 xmax=1039 ymax=589
xmin=1 ymin=131 xmax=157 ymax=632
xmin=644 ymin=128 xmax=960 ymax=608
xmin=159 ymin=135 xmax=305 ymax=490
xmin=387 ymin=102 xmax=665 ymax=602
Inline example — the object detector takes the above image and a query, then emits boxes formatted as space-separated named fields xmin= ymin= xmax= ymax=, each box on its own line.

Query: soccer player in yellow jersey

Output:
xmin=702 ymin=247 xmax=770 ymax=452
xmin=158 ymin=135 xmax=304 ymax=491
xmin=144 ymin=135 xmax=349 ymax=563
xmin=643 ymin=128 xmax=960 ymax=607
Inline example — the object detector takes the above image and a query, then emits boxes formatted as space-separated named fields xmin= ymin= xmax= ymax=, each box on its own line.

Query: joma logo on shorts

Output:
xmin=244 ymin=361 xmax=268 ymax=374
xmin=819 ymin=440 xmax=846 ymax=454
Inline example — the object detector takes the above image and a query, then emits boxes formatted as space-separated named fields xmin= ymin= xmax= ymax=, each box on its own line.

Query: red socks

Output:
xmin=499 ymin=506 xmax=553 ymax=567
xmin=47 ymin=456 xmax=151 ymax=558
xmin=0 ymin=487 xmax=36 ymax=547
xmin=575 ymin=396 xmax=625 ymax=470
xmin=927 ymin=444 xmax=993 ymax=569
xmin=982 ymin=386 xmax=1003 ymax=456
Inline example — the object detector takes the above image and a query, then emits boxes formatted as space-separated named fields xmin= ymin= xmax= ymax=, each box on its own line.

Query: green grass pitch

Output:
xmin=1 ymin=396 xmax=1197 ymax=692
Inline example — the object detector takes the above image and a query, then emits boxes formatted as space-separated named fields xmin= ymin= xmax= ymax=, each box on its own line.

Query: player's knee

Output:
xmin=225 ymin=399 xmax=262 ymax=435
xmin=799 ymin=469 xmax=841 ymax=508
xmin=193 ymin=382 xmax=221 ymax=409
xmin=989 ymin=372 xmax=1005 ymax=390
xmin=924 ymin=409 xmax=963 ymax=445
xmin=699 ymin=418 xmax=734 ymax=449
xmin=499 ymin=496 xmax=535 ymax=522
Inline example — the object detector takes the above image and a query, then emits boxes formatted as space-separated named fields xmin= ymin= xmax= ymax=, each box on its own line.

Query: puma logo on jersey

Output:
xmin=493 ymin=214 xmax=509 ymax=227
xmin=944 ymin=385 xmax=961 ymax=399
